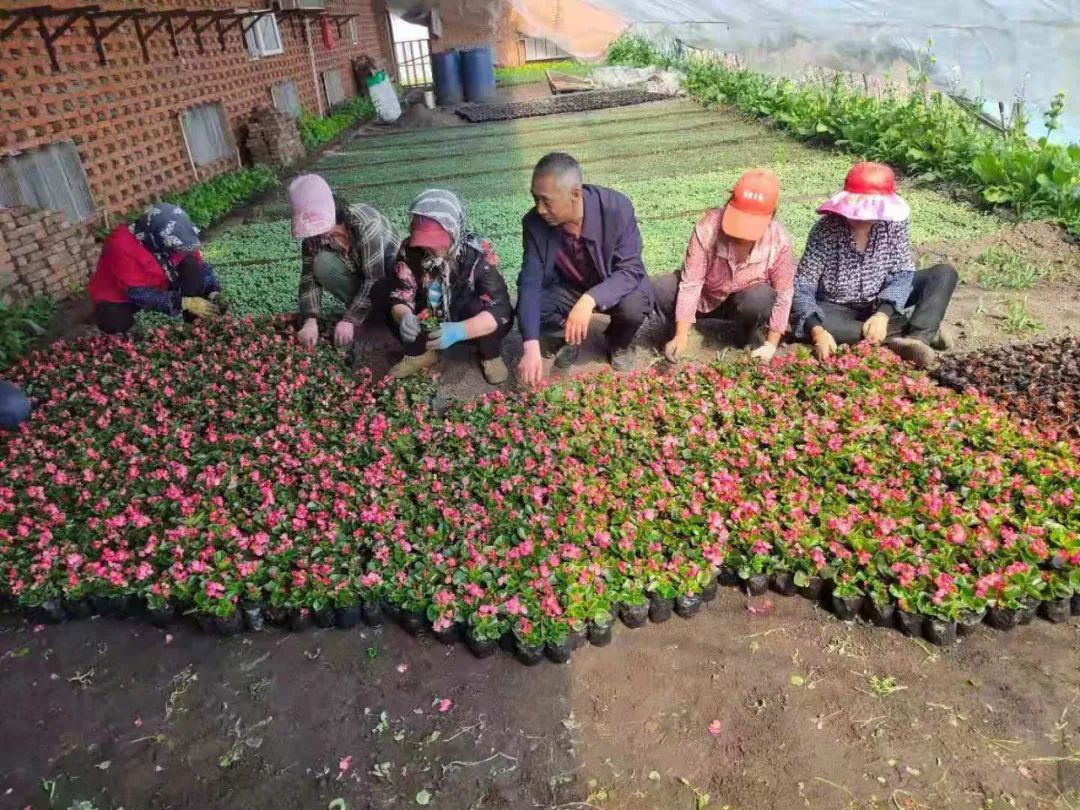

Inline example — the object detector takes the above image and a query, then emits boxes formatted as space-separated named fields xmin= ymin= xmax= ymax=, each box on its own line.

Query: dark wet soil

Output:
xmin=2 ymin=587 xmax=1078 ymax=810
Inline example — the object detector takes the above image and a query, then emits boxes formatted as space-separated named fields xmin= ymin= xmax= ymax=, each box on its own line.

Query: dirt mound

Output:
xmin=916 ymin=220 xmax=1080 ymax=279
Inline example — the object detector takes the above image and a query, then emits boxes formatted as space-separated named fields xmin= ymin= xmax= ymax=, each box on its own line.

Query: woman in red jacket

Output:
xmin=89 ymin=203 xmax=223 ymax=334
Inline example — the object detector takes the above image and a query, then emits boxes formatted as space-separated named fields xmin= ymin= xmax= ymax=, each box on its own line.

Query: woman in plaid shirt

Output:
xmin=289 ymin=174 xmax=401 ymax=351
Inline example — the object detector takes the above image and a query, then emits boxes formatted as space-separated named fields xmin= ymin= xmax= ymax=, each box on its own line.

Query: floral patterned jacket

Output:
xmin=390 ymin=234 xmax=513 ymax=329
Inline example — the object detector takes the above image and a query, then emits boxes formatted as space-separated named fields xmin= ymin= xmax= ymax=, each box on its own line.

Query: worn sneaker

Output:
xmin=885 ymin=337 xmax=937 ymax=369
xmin=609 ymin=345 xmax=636 ymax=372
xmin=930 ymin=324 xmax=957 ymax=352
xmin=389 ymin=350 xmax=438 ymax=379
xmin=554 ymin=343 xmax=580 ymax=369
xmin=539 ymin=334 xmax=563 ymax=359
xmin=481 ymin=357 xmax=508 ymax=385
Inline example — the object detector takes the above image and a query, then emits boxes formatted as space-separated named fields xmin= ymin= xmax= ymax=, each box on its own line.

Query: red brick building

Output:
xmin=0 ymin=0 xmax=395 ymax=223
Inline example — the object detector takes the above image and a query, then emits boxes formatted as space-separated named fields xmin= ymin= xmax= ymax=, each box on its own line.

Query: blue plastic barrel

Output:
xmin=461 ymin=46 xmax=497 ymax=103
xmin=432 ymin=50 xmax=464 ymax=106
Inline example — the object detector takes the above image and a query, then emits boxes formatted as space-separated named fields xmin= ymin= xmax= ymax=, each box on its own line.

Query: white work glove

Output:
xmin=750 ymin=342 xmax=777 ymax=363
xmin=399 ymin=311 xmax=421 ymax=342
xmin=862 ymin=312 xmax=889 ymax=345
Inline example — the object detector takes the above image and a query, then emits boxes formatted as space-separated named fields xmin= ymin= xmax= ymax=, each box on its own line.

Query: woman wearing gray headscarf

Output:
xmin=388 ymin=189 xmax=514 ymax=384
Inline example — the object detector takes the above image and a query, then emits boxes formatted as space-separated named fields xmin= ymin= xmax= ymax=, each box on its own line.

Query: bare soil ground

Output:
xmin=2 ymin=590 xmax=1078 ymax=810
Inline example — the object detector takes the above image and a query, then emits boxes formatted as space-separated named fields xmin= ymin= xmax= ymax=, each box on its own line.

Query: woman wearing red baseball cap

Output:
xmin=387 ymin=189 xmax=514 ymax=384
xmin=790 ymin=162 xmax=958 ymax=369
xmin=653 ymin=168 xmax=795 ymax=363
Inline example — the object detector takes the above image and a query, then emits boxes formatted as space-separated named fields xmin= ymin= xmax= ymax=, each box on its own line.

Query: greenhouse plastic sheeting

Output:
xmin=531 ymin=0 xmax=1080 ymax=141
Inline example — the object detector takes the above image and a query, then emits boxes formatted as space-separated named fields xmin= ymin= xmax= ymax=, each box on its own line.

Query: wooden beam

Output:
xmin=20 ymin=5 xmax=101 ymax=70
xmin=86 ymin=9 xmax=143 ymax=66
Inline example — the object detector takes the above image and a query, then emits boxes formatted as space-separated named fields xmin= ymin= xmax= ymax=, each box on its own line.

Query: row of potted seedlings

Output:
xmin=14 ymin=559 xmax=1078 ymax=665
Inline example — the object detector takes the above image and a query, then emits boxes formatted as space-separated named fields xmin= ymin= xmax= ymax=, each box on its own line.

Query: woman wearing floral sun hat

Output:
xmin=790 ymin=162 xmax=958 ymax=369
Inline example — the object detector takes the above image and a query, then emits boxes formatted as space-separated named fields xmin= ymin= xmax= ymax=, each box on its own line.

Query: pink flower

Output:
xmin=708 ymin=719 xmax=722 ymax=735
xmin=396 ymin=663 xmax=409 ymax=674
xmin=205 ymin=581 xmax=225 ymax=599
xmin=339 ymin=755 xmax=352 ymax=772
xmin=438 ymin=698 xmax=453 ymax=713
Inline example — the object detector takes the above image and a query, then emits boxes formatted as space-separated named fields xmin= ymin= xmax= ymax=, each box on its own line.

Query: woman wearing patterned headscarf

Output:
xmin=388 ymin=189 xmax=514 ymax=384
xmin=89 ymin=203 xmax=223 ymax=334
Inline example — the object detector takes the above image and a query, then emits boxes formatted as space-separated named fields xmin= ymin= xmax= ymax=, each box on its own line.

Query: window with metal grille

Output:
xmin=180 ymin=103 xmax=233 ymax=167
xmin=245 ymin=12 xmax=283 ymax=57
xmin=322 ymin=69 xmax=346 ymax=107
xmin=0 ymin=141 xmax=95 ymax=223
xmin=271 ymin=80 xmax=303 ymax=118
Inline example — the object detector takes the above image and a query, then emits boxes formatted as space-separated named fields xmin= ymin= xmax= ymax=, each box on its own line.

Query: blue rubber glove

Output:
xmin=426 ymin=321 xmax=467 ymax=351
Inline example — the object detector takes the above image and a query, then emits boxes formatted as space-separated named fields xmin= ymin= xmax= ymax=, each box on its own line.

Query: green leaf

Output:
xmin=789 ymin=674 xmax=805 ymax=687
xmin=415 ymin=790 xmax=432 ymax=806
xmin=328 ymin=799 xmax=347 ymax=810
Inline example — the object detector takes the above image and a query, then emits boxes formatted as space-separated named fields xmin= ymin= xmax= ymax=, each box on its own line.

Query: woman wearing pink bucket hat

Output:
xmin=790 ymin=162 xmax=958 ymax=369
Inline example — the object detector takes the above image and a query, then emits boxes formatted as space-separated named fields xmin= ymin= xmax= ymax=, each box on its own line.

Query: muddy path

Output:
xmin=2 ymin=589 xmax=1078 ymax=810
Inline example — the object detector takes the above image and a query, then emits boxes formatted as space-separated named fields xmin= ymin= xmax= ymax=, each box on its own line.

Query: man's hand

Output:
xmin=664 ymin=333 xmax=688 ymax=363
xmin=399 ymin=311 xmax=421 ymax=343
xmin=426 ymin=321 xmax=467 ymax=351
xmin=181 ymin=296 xmax=220 ymax=319
xmin=518 ymin=340 xmax=545 ymax=386
xmin=750 ymin=342 xmax=778 ymax=363
xmin=862 ymin=312 xmax=889 ymax=345
xmin=297 ymin=317 xmax=319 ymax=349
xmin=334 ymin=319 xmax=355 ymax=349
xmin=811 ymin=325 xmax=838 ymax=361
xmin=564 ymin=294 xmax=595 ymax=346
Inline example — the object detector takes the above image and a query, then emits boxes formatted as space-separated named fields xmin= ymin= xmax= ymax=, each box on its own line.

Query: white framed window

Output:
xmin=322 ymin=69 xmax=345 ymax=107
xmin=0 ymin=141 xmax=95 ymax=223
xmin=245 ymin=12 xmax=283 ymax=58
xmin=271 ymin=80 xmax=303 ymax=118
xmin=180 ymin=103 xmax=233 ymax=167
xmin=348 ymin=18 xmax=358 ymax=45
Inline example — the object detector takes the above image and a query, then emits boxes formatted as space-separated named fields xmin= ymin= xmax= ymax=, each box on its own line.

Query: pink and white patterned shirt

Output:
xmin=674 ymin=207 xmax=795 ymax=334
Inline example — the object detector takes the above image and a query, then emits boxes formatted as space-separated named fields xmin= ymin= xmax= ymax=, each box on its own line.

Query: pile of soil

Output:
xmin=916 ymin=220 xmax=1080 ymax=281
xmin=935 ymin=336 xmax=1080 ymax=438
xmin=456 ymin=90 xmax=668 ymax=122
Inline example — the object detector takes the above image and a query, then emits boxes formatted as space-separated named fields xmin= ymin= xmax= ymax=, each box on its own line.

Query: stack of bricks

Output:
xmin=0 ymin=207 xmax=100 ymax=306
xmin=246 ymin=107 xmax=306 ymax=167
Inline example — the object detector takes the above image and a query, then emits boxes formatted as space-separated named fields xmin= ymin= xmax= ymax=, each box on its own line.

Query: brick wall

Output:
xmin=0 ymin=0 xmax=394 ymax=221
xmin=0 ymin=206 xmax=99 ymax=305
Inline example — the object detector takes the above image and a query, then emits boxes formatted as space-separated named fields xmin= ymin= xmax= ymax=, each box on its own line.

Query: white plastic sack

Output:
xmin=590 ymin=66 xmax=656 ymax=89
xmin=645 ymin=70 xmax=686 ymax=97
xmin=590 ymin=66 xmax=685 ymax=96
xmin=369 ymin=76 xmax=402 ymax=123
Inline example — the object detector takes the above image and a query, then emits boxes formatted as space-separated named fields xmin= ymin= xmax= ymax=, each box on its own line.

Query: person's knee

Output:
xmin=312 ymin=251 xmax=341 ymax=287
xmin=927 ymin=263 xmax=959 ymax=291
xmin=651 ymin=272 xmax=679 ymax=316
xmin=0 ymin=381 xmax=31 ymax=430
xmin=612 ymin=290 xmax=650 ymax=326
xmin=733 ymin=284 xmax=776 ymax=322
xmin=96 ymin=306 xmax=134 ymax=335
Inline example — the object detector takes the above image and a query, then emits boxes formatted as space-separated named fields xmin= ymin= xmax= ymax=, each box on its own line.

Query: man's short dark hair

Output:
xmin=533 ymin=152 xmax=583 ymax=188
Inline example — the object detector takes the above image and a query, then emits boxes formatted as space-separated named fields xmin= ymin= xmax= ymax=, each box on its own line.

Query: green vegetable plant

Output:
xmin=299 ymin=97 xmax=377 ymax=151
xmin=164 ymin=166 xmax=278 ymax=229
xmin=0 ymin=296 xmax=56 ymax=371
